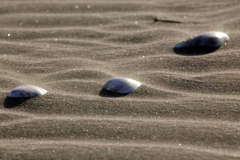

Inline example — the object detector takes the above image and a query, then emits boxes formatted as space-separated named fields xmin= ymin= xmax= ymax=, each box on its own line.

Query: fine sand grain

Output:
xmin=0 ymin=0 xmax=240 ymax=159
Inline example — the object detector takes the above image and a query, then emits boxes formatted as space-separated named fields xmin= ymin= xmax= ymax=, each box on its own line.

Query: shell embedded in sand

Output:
xmin=174 ymin=31 xmax=230 ymax=48
xmin=103 ymin=77 xmax=141 ymax=93
xmin=8 ymin=85 xmax=47 ymax=98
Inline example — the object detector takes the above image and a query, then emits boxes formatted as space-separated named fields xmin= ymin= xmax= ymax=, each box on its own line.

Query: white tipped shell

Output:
xmin=8 ymin=85 xmax=47 ymax=98
xmin=103 ymin=77 xmax=141 ymax=93
xmin=174 ymin=31 xmax=230 ymax=48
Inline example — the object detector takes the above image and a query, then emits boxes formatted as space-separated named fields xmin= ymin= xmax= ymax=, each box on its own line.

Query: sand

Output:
xmin=0 ymin=0 xmax=240 ymax=159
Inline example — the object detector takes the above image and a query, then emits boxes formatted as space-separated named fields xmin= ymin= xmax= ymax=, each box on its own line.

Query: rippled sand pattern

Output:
xmin=0 ymin=0 xmax=240 ymax=159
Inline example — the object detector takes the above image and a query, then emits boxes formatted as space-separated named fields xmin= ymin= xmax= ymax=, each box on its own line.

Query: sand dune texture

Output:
xmin=0 ymin=0 xmax=240 ymax=159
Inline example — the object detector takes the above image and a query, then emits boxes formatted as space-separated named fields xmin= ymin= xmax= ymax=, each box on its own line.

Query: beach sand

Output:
xmin=0 ymin=0 xmax=240 ymax=159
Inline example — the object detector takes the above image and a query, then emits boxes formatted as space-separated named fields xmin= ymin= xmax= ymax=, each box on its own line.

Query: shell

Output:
xmin=8 ymin=85 xmax=47 ymax=98
xmin=103 ymin=77 xmax=141 ymax=93
xmin=174 ymin=31 xmax=230 ymax=48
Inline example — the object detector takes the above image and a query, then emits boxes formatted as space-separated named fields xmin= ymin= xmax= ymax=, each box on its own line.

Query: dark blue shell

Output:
xmin=174 ymin=32 xmax=229 ymax=48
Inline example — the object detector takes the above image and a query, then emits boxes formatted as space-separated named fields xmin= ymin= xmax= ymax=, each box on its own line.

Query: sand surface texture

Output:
xmin=0 ymin=0 xmax=240 ymax=159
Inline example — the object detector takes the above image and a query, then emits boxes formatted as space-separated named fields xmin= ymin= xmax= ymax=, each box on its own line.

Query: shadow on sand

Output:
xmin=173 ymin=46 xmax=220 ymax=56
xmin=4 ymin=96 xmax=31 ymax=108
xmin=99 ymin=89 xmax=129 ymax=98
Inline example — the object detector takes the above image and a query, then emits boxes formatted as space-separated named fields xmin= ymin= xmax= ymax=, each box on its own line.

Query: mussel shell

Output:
xmin=103 ymin=77 xmax=141 ymax=94
xmin=174 ymin=31 xmax=229 ymax=48
xmin=8 ymin=85 xmax=47 ymax=98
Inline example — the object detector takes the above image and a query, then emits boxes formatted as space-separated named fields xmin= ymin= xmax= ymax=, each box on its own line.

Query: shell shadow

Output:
xmin=99 ymin=89 xmax=129 ymax=98
xmin=173 ymin=46 xmax=220 ymax=56
xmin=4 ymin=96 xmax=31 ymax=108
